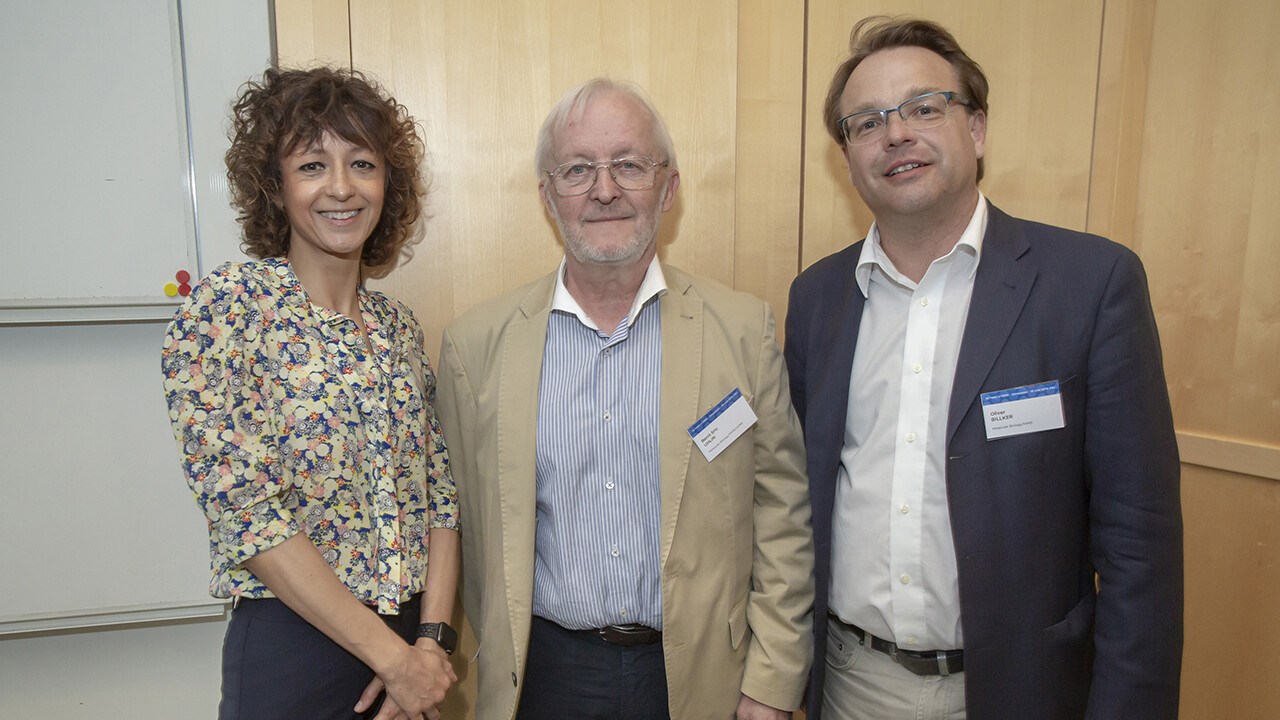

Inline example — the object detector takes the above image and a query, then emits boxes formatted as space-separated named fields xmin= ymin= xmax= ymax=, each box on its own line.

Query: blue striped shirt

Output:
xmin=531 ymin=259 xmax=666 ymax=630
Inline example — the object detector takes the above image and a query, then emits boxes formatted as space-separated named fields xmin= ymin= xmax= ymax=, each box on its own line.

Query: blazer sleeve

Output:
xmin=740 ymin=303 xmax=816 ymax=711
xmin=783 ymin=279 xmax=808 ymax=429
xmin=1083 ymin=249 xmax=1183 ymax=719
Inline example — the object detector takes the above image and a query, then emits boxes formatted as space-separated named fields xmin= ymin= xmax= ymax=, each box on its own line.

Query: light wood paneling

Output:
xmin=1125 ymin=0 xmax=1280 ymax=446
xmin=348 ymin=0 xmax=744 ymax=362
xmin=1086 ymin=0 xmax=1155 ymax=247
xmin=734 ymin=0 xmax=805 ymax=326
xmin=800 ymin=0 xmax=1103 ymax=268
xmin=1180 ymin=464 xmax=1280 ymax=719
xmin=1178 ymin=431 xmax=1280 ymax=482
xmin=273 ymin=0 xmax=351 ymax=68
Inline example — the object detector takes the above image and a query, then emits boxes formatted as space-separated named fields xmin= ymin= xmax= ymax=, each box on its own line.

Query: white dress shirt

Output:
xmin=828 ymin=196 xmax=988 ymax=651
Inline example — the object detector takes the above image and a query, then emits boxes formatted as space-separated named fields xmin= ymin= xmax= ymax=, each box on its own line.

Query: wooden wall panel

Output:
xmin=1086 ymin=0 xmax=1155 ymax=248
xmin=1180 ymin=465 xmax=1280 ymax=719
xmin=800 ymin=0 xmax=1102 ymax=268
xmin=346 ymin=0 xmax=744 ymax=362
xmin=1126 ymin=0 xmax=1280 ymax=445
xmin=734 ymin=1 xmax=805 ymax=327
xmin=273 ymin=0 xmax=352 ymax=68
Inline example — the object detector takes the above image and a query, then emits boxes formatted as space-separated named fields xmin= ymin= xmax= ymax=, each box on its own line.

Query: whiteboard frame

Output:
xmin=0 ymin=600 xmax=229 ymax=637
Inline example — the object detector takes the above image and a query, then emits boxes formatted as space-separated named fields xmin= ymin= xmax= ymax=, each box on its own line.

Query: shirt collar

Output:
xmin=854 ymin=191 xmax=988 ymax=297
xmin=551 ymin=255 xmax=668 ymax=332
xmin=261 ymin=256 xmax=373 ymax=328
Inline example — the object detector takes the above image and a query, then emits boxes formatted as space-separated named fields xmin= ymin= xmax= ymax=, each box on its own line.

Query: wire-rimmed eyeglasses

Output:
xmin=544 ymin=156 xmax=669 ymax=197
xmin=838 ymin=91 xmax=970 ymax=146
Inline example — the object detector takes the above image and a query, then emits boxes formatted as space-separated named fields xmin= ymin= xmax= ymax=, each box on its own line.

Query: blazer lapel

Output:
xmin=810 ymin=248 xmax=867 ymax=457
xmin=498 ymin=275 xmax=554 ymax=665
xmin=802 ymin=244 xmax=867 ymax=562
xmin=657 ymin=268 xmax=702 ymax=570
xmin=947 ymin=203 xmax=1037 ymax=444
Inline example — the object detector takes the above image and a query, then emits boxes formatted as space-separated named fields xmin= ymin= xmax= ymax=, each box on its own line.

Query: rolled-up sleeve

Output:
xmin=161 ymin=267 xmax=300 ymax=575
xmin=418 ymin=343 xmax=459 ymax=531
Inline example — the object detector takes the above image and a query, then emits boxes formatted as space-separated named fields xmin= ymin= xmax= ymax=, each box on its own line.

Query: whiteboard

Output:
xmin=0 ymin=0 xmax=270 ymax=324
xmin=0 ymin=0 xmax=272 ymax=633
xmin=0 ymin=322 xmax=223 ymax=632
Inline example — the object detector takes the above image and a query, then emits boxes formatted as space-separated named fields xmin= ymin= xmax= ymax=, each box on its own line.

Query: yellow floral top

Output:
xmin=162 ymin=258 xmax=457 ymax=614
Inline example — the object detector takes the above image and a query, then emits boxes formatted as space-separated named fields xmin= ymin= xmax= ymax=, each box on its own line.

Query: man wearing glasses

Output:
xmin=785 ymin=16 xmax=1182 ymax=720
xmin=436 ymin=78 xmax=813 ymax=720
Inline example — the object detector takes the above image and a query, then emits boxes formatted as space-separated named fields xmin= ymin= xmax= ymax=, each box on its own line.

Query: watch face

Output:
xmin=439 ymin=623 xmax=458 ymax=653
xmin=417 ymin=622 xmax=457 ymax=654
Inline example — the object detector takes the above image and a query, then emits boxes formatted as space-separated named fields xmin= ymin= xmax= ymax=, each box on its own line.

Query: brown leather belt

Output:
xmin=830 ymin=614 xmax=964 ymax=676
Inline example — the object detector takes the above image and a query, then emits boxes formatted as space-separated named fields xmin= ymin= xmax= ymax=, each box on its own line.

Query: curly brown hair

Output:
xmin=224 ymin=66 xmax=425 ymax=266
xmin=823 ymin=16 xmax=990 ymax=182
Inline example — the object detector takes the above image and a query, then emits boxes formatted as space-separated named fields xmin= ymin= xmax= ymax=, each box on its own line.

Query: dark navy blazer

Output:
xmin=785 ymin=202 xmax=1183 ymax=720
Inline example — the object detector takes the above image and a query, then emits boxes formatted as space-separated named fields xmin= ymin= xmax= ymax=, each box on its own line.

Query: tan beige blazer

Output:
xmin=436 ymin=264 xmax=813 ymax=719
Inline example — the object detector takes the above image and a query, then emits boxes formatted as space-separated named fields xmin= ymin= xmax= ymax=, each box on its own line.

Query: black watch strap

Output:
xmin=416 ymin=622 xmax=458 ymax=655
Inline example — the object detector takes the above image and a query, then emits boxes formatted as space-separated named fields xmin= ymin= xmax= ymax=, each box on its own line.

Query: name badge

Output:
xmin=688 ymin=388 xmax=758 ymax=462
xmin=980 ymin=380 xmax=1065 ymax=440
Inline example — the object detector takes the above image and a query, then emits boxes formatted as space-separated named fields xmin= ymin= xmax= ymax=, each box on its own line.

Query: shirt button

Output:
xmin=905 ymin=432 xmax=917 ymax=443
xmin=619 ymin=607 xmax=628 ymax=616
xmin=900 ymin=503 xmax=910 ymax=514
xmin=610 ymin=546 xmax=620 ymax=557
xmin=906 ymin=635 xmax=917 ymax=645
xmin=920 ymin=297 xmax=930 ymax=307
xmin=512 ymin=672 xmax=518 ymax=687
xmin=900 ymin=574 xmax=911 ymax=585
xmin=605 ymin=480 xmax=615 ymax=490
xmin=602 ymin=411 xmax=612 ymax=422
xmin=912 ymin=363 xmax=923 ymax=374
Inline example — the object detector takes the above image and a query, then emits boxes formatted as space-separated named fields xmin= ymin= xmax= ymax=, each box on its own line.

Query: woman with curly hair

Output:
xmin=161 ymin=66 xmax=459 ymax=720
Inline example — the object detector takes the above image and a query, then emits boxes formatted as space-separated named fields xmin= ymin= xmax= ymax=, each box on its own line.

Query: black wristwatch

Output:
xmin=416 ymin=622 xmax=458 ymax=655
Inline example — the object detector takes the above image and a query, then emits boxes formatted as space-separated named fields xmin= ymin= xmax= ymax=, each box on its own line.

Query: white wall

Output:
xmin=0 ymin=617 xmax=226 ymax=717
xmin=0 ymin=320 xmax=229 ymax=716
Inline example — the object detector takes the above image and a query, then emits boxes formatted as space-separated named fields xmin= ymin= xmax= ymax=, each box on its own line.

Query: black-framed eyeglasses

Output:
xmin=544 ymin=156 xmax=669 ymax=197
xmin=838 ymin=91 xmax=971 ymax=146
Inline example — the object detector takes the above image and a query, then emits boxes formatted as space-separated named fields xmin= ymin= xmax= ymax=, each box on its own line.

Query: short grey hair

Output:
xmin=533 ymin=77 xmax=678 ymax=177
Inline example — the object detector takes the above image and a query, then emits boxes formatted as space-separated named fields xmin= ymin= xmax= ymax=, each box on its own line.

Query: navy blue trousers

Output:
xmin=516 ymin=616 xmax=670 ymax=720
xmin=218 ymin=595 xmax=419 ymax=720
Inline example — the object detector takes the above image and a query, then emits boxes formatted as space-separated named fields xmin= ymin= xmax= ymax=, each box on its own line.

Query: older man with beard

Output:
xmin=434 ymin=78 xmax=814 ymax=720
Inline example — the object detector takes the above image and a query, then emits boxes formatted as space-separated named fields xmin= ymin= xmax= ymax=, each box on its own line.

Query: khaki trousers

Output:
xmin=821 ymin=619 xmax=967 ymax=720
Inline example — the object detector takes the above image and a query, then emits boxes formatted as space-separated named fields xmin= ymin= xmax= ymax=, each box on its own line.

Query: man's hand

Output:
xmin=736 ymin=693 xmax=791 ymax=720
xmin=355 ymin=642 xmax=457 ymax=719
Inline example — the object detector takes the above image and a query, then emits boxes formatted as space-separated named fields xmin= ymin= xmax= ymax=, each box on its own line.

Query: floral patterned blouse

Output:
xmin=162 ymin=258 xmax=458 ymax=614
